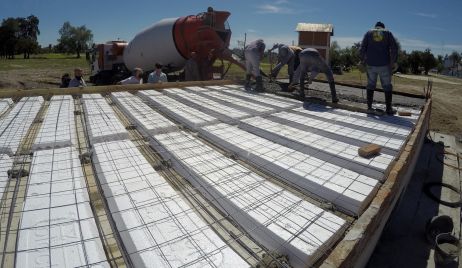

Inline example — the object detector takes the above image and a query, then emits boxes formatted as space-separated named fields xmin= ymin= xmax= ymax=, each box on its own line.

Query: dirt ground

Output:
xmin=0 ymin=56 xmax=461 ymax=138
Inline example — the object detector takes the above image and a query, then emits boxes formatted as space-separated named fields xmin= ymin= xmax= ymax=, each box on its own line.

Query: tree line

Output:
xmin=329 ymin=40 xmax=462 ymax=75
xmin=0 ymin=15 xmax=40 ymax=59
xmin=0 ymin=15 xmax=93 ymax=59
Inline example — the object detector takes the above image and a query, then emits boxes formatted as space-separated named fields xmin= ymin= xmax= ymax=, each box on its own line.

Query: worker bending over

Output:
xmin=360 ymin=21 xmax=398 ymax=115
xmin=291 ymin=48 xmax=339 ymax=103
xmin=244 ymin=39 xmax=266 ymax=91
xmin=270 ymin=43 xmax=295 ymax=83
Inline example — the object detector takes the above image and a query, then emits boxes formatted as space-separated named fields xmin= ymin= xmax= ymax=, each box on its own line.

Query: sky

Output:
xmin=1 ymin=0 xmax=461 ymax=56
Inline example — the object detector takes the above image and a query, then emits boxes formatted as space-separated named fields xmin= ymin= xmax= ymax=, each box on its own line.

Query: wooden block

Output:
xmin=358 ymin=144 xmax=381 ymax=158
xmin=398 ymin=111 xmax=412 ymax=116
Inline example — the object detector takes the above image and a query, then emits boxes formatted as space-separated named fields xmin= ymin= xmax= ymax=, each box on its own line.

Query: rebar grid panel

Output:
xmin=137 ymin=90 xmax=218 ymax=130
xmin=205 ymin=86 xmax=299 ymax=110
xmin=0 ymin=97 xmax=44 ymax=156
xmin=108 ymin=94 xmax=265 ymax=266
xmin=73 ymin=97 xmax=128 ymax=267
xmin=162 ymin=88 xmax=249 ymax=121
xmin=91 ymin=139 xmax=249 ymax=267
xmin=333 ymin=105 xmax=418 ymax=127
xmin=0 ymin=154 xmax=13 ymax=210
xmin=270 ymin=111 xmax=406 ymax=151
xmin=291 ymin=104 xmax=412 ymax=137
xmin=223 ymin=85 xmax=303 ymax=105
xmin=184 ymin=88 xmax=274 ymax=115
xmin=15 ymin=147 xmax=109 ymax=267
xmin=150 ymin=130 xmax=348 ymax=268
xmin=32 ymin=96 xmax=77 ymax=151
xmin=0 ymin=98 xmax=47 ymax=267
xmin=110 ymin=92 xmax=177 ymax=135
xmin=199 ymin=123 xmax=380 ymax=216
xmin=0 ymin=99 xmax=13 ymax=117
xmin=240 ymin=116 xmax=395 ymax=172
xmin=81 ymin=94 xmax=129 ymax=144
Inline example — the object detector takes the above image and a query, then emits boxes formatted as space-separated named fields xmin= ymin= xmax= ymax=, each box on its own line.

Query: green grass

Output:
xmin=0 ymin=53 xmax=89 ymax=72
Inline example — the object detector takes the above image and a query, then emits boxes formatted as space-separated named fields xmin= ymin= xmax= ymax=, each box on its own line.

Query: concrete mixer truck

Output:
xmin=89 ymin=7 xmax=247 ymax=85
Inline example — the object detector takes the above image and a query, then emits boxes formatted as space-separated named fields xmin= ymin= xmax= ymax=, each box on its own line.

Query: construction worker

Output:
xmin=289 ymin=45 xmax=303 ymax=71
xmin=119 ymin=68 xmax=143 ymax=84
xmin=290 ymin=48 xmax=339 ymax=103
xmin=360 ymin=21 xmax=398 ymax=115
xmin=201 ymin=49 xmax=215 ymax=81
xmin=68 ymin=68 xmax=86 ymax=87
xmin=244 ymin=39 xmax=266 ymax=91
xmin=184 ymin=51 xmax=201 ymax=81
xmin=148 ymin=64 xmax=168 ymax=83
xmin=270 ymin=44 xmax=295 ymax=83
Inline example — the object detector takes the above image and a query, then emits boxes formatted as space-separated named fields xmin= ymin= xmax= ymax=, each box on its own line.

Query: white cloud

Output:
xmin=247 ymin=29 xmax=257 ymax=33
xmin=412 ymin=12 xmax=438 ymax=18
xmin=256 ymin=4 xmax=295 ymax=14
xmin=274 ymin=0 xmax=289 ymax=4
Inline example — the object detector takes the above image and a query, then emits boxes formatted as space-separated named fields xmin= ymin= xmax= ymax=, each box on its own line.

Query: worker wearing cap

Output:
xmin=360 ymin=21 xmax=398 ymax=115
xmin=270 ymin=44 xmax=295 ymax=83
xmin=68 ymin=68 xmax=87 ymax=87
xmin=244 ymin=39 xmax=266 ymax=91
xmin=291 ymin=48 xmax=339 ymax=103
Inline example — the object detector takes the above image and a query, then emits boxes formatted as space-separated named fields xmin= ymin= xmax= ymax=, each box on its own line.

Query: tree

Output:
xmin=0 ymin=15 xmax=39 ymax=59
xmin=329 ymin=41 xmax=341 ymax=67
xmin=421 ymin=49 xmax=437 ymax=75
xmin=0 ymin=18 xmax=20 ymax=59
xmin=17 ymin=15 xmax=40 ymax=58
xmin=436 ymin=55 xmax=445 ymax=73
xmin=397 ymin=50 xmax=410 ymax=74
xmin=449 ymin=51 xmax=461 ymax=75
xmin=408 ymin=51 xmax=422 ymax=74
xmin=57 ymin=22 xmax=93 ymax=58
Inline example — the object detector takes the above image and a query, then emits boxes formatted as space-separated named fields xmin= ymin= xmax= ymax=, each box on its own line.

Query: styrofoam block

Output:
xmin=0 ymin=154 xmax=12 ymax=200
xmin=0 ymin=98 xmax=13 ymax=116
xmin=220 ymin=89 xmax=297 ymax=109
xmin=272 ymin=111 xmax=407 ymax=151
xmin=33 ymin=96 xmax=76 ymax=150
xmin=91 ymin=139 xmax=247 ymax=267
xmin=242 ymin=116 xmax=394 ymax=171
xmin=17 ymin=147 xmax=107 ymax=267
xmin=165 ymin=88 xmax=249 ymax=119
xmin=202 ymin=91 xmax=274 ymax=113
xmin=152 ymin=131 xmax=347 ymax=268
xmin=111 ymin=91 xmax=177 ymax=134
xmin=137 ymin=91 xmax=218 ymax=129
xmin=82 ymin=96 xmax=129 ymax=144
xmin=0 ymin=97 xmax=43 ymax=155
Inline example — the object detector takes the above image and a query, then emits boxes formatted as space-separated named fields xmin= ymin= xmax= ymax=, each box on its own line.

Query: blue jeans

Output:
xmin=366 ymin=65 xmax=392 ymax=92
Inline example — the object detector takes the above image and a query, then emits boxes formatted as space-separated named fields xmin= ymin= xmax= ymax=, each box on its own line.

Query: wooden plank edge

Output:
xmin=0 ymin=80 xmax=236 ymax=98
xmin=320 ymin=98 xmax=432 ymax=268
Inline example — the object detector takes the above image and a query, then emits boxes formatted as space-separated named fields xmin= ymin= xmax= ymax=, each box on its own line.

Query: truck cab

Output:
xmin=89 ymin=41 xmax=129 ymax=85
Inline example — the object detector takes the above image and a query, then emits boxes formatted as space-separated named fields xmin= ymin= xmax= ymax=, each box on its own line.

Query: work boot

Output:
xmin=329 ymin=82 xmax=339 ymax=103
xmin=385 ymin=91 xmax=396 ymax=115
xmin=255 ymin=76 xmax=264 ymax=92
xmin=366 ymin=89 xmax=374 ymax=113
xmin=244 ymin=74 xmax=251 ymax=90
